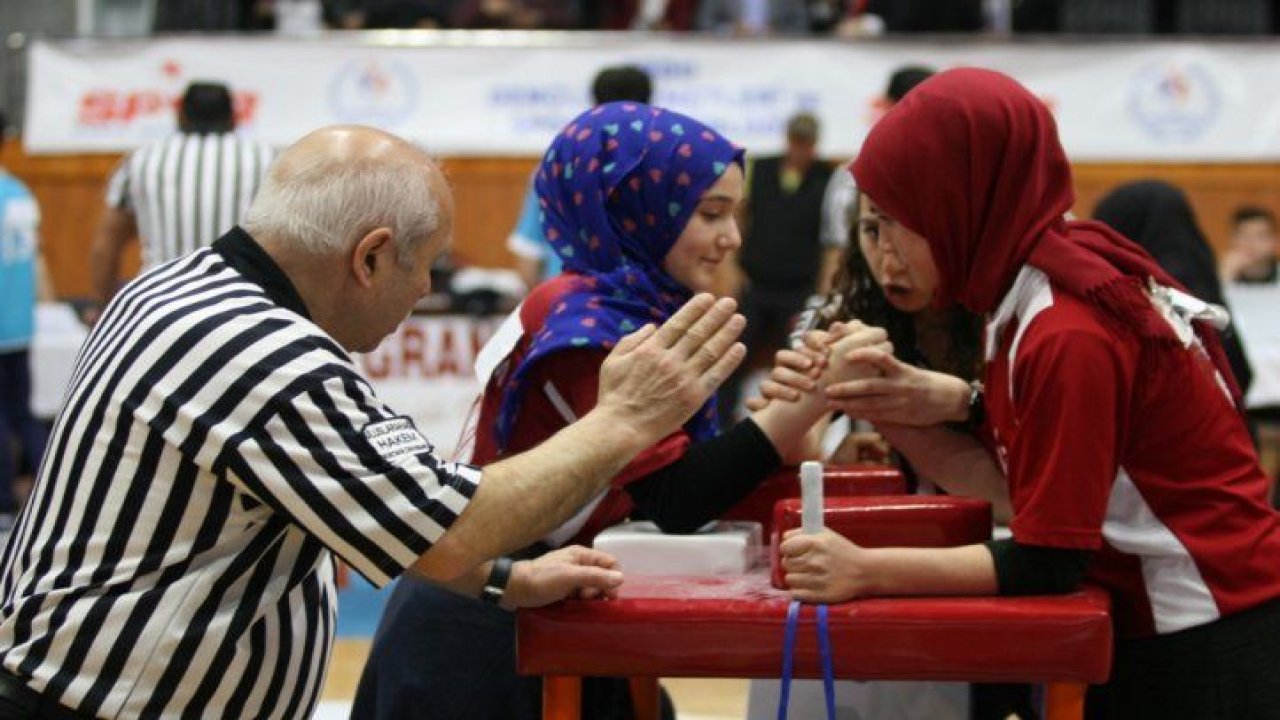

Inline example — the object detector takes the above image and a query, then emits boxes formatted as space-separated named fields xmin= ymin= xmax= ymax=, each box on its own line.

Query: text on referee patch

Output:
xmin=362 ymin=417 xmax=433 ymax=462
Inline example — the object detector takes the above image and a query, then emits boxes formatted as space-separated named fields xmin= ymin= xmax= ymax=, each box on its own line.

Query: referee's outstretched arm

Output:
xmin=253 ymin=126 xmax=741 ymax=592
xmin=417 ymin=293 xmax=746 ymax=583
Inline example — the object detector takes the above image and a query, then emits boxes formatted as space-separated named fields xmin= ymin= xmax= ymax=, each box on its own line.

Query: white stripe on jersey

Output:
xmin=988 ymin=264 xmax=1223 ymax=635
xmin=1103 ymin=469 xmax=1221 ymax=633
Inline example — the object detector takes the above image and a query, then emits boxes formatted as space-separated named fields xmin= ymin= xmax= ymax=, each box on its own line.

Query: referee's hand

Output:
xmin=502 ymin=546 xmax=624 ymax=610
xmin=596 ymin=294 xmax=746 ymax=447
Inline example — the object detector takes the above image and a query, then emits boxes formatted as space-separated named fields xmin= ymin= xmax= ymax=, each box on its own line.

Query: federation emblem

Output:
xmin=1128 ymin=59 xmax=1221 ymax=143
xmin=329 ymin=58 xmax=418 ymax=126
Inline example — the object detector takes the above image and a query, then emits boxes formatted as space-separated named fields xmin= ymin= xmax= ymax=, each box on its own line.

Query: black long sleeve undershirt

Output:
xmin=624 ymin=418 xmax=783 ymax=534
xmin=985 ymin=538 xmax=1093 ymax=596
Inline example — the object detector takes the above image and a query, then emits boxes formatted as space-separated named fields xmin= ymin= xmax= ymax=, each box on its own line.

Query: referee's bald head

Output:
xmin=246 ymin=125 xmax=454 ymax=352
xmin=247 ymin=125 xmax=448 ymax=262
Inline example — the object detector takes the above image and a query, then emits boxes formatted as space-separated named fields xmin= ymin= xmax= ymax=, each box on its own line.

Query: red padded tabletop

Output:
xmin=769 ymin=496 xmax=994 ymax=588
xmin=518 ymin=572 xmax=1112 ymax=684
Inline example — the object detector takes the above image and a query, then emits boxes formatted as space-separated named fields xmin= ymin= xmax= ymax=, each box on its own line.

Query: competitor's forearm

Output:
xmin=876 ymin=423 xmax=1012 ymax=522
xmin=413 ymin=407 xmax=647 ymax=580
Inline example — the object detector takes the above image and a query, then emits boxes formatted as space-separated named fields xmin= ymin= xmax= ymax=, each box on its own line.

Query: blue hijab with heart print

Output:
xmin=493 ymin=102 xmax=744 ymax=450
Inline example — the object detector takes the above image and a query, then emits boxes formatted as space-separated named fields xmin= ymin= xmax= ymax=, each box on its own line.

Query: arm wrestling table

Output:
xmin=517 ymin=574 xmax=1111 ymax=720
xmin=520 ymin=471 xmax=1112 ymax=720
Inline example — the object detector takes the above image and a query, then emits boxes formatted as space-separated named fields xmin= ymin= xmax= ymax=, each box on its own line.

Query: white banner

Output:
xmin=33 ymin=308 xmax=500 ymax=463
xmin=24 ymin=35 xmax=1280 ymax=160
xmin=1224 ymin=283 xmax=1280 ymax=409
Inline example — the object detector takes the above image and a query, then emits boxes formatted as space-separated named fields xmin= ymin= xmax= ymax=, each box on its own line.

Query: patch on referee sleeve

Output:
xmin=362 ymin=417 xmax=434 ymax=462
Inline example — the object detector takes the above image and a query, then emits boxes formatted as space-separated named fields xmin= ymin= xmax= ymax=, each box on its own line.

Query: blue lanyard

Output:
xmin=777 ymin=600 xmax=836 ymax=720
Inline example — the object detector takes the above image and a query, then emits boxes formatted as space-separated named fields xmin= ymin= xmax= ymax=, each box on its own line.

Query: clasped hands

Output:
xmin=752 ymin=320 xmax=971 ymax=429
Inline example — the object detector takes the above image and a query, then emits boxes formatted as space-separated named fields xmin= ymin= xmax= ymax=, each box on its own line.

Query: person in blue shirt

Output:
xmin=507 ymin=65 xmax=652 ymax=290
xmin=0 ymin=110 xmax=49 ymax=530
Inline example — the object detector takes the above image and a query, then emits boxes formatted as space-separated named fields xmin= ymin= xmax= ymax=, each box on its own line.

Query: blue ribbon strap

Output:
xmin=817 ymin=604 xmax=836 ymax=720
xmin=777 ymin=600 xmax=836 ymax=720
xmin=777 ymin=600 xmax=801 ymax=720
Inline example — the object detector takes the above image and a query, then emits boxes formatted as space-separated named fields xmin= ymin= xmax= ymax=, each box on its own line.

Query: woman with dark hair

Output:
xmin=761 ymin=188 xmax=987 ymax=472
xmin=1093 ymin=179 xmax=1253 ymax=395
xmin=756 ymin=189 xmax=1027 ymax=720
xmin=757 ymin=63 xmax=971 ymax=475
xmin=829 ymin=190 xmax=983 ymax=381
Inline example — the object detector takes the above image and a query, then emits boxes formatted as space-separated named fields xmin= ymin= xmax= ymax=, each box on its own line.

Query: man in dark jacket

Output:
xmin=720 ymin=111 xmax=832 ymax=420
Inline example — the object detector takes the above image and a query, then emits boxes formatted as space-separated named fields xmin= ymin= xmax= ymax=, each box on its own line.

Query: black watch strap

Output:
xmin=966 ymin=380 xmax=986 ymax=428
xmin=945 ymin=380 xmax=985 ymax=433
xmin=480 ymin=557 xmax=514 ymax=606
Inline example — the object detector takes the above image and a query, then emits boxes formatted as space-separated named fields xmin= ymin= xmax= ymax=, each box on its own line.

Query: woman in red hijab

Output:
xmin=780 ymin=68 xmax=1280 ymax=718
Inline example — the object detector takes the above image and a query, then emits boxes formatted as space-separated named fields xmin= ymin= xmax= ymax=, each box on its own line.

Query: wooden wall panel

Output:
xmin=440 ymin=156 xmax=539 ymax=269
xmin=0 ymin=141 xmax=134 ymax=298
xmin=5 ymin=138 xmax=1279 ymax=300
xmin=1072 ymin=163 xmax=1280 ymax=253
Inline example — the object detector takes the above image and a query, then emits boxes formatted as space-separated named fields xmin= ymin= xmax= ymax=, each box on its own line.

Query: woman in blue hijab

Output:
xmin=352 ymin=103 xmax=846 ymax=719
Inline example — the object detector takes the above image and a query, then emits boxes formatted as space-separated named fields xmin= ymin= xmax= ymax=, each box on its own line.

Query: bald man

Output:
xmin=0 ymin=126 xmax=747 ymax=719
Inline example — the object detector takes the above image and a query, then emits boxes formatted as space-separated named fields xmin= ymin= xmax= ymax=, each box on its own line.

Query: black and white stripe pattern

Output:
xmin=107 ymin=134 xmax=274 ymax=267
xmin=0 ymin=243 xmax=478 ymax=718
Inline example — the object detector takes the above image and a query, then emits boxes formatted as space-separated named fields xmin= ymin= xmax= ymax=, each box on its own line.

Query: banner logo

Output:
xmin=329 ymin=59 xmax=418 ymax=126
xmin=1128 ymin=60 xmax=1220 ymax=142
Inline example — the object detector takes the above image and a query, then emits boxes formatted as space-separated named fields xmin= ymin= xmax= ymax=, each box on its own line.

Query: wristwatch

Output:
xmin=946 ymin=380 xmax=985 ymax=433
xmin=480 ymin=557 xmax=514 ymax=606
xmin=965 ymin=380 xmax=986 ymax=428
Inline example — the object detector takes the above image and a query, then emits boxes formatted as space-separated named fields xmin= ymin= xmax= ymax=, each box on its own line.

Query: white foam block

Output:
xmin=592 ymin=521 xmax=762 ymax=576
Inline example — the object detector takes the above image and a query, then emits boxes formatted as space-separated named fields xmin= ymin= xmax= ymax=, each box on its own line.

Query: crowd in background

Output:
xmin=151 ymin=0 xmax=1280 ymax=35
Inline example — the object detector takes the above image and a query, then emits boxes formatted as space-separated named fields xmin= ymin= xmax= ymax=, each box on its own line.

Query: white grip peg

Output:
xmin=800 ymin=461 xmax=824 ymax=534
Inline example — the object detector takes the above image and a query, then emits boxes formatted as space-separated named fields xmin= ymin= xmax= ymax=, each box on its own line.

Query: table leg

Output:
xmin=1044 ymin=681 xmax=1087 ymax=720
xmin=628 ymin=677 xmax=661 ymax=720
xmin=543 ymin=675 xmax=582 ymax=720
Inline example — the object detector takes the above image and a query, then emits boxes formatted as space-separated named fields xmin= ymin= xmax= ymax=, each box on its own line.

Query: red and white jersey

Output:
xmin=983 ymin=266 xmax=1280 ymax=637
xmin=470 ymin=276 xmax=689 ymax=547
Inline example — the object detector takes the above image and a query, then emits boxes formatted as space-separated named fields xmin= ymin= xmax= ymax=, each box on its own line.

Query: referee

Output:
xmin=0 ymin=125 xmax=746 ymax=719
xmin=87 ymin=82 xmax=274 ymax=322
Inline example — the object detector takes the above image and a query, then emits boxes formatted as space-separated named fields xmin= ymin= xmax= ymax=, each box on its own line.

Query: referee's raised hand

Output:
xmin=595 ymin=293 xmax=746 ymax=447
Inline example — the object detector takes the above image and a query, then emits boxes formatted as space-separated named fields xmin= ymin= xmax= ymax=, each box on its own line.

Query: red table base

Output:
xmin=520 ymin=573 xmax=1111 ymax=720
xmin=540 ymin=679 xmax=1087 ymax=720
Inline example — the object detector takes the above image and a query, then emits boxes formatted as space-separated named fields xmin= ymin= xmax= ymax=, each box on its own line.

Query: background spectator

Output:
xmin=88 ymin=82 xmax=273 ymax=319
xmin=589 ymin=0 xmax=698 ymax=30
xmin=356 ymin=0 xmax=456 ymax=28
xmin=719 ymin=110 xmax=831 ymax=421
xmin=454 ymin=0 xmax=580 ymax=29
xmin=697 ymin=0 xmax=811 ymax=35
xmin=1093 ymin=180 xmax=1254 ymax=399
xmin=0 ymin=108 xmax=48 ymax=533
xmin=1222 ymin=205 xmax=1279 ymax=284
xmin=153 ymin=0 xmax=255 ymax=30
xmin=834 ymin=0 xmax=983 ymax=35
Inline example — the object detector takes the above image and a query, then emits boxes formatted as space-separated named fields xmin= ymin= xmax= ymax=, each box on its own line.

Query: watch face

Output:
xmin=968 ymin=385 xmax=985 ymax=425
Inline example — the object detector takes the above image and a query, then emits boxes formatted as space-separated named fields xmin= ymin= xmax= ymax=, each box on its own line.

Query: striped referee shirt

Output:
xmin=0 ymin=227 xmax=479 ymax=718
xmin=106 ymin=133 xmax=274 ymax=268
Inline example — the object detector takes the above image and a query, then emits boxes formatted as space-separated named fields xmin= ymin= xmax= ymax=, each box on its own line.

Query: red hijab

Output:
xmin=852 ymin=67 xmax=1241 ymax=403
